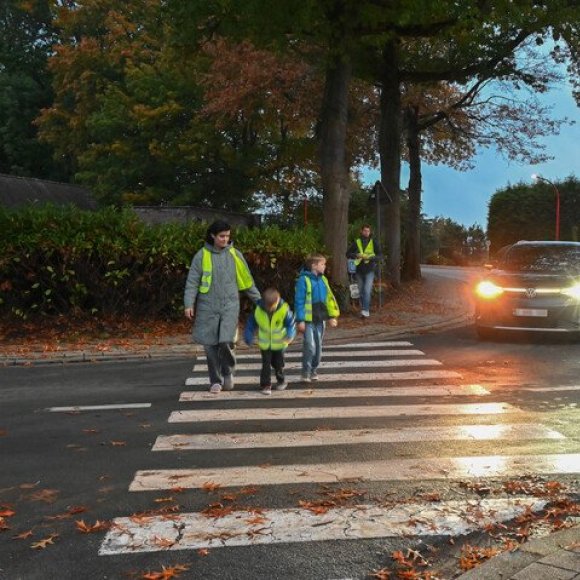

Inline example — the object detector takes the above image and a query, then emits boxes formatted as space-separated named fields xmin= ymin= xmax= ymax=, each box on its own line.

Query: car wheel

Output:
xmin=476 ymin=326 xmax=495 ymax=340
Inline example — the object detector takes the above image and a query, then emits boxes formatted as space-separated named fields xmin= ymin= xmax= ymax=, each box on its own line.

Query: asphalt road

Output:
xmin=1 ymin=326 xmax=579 ymax=580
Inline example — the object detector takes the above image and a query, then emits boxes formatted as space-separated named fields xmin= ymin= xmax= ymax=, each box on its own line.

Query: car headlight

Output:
xmin=475 ymin=280 xmax=504 ymax=299
xmin=561 ymin=282 xmax=580 ymax=299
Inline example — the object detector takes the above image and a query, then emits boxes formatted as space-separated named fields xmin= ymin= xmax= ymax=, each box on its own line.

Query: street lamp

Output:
xmin=531 ymin=173 xmax=561 ymax=241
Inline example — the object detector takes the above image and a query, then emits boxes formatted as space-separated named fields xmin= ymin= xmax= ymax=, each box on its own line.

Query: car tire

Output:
xmin=476 ymin=326 xmax=495 ymax=341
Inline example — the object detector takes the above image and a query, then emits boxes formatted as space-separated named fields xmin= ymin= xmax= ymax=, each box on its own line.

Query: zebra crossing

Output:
xmin=99 ymin=340 xmax=579 ymax=558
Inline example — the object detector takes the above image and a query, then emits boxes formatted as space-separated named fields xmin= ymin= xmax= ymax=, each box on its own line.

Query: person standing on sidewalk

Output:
xmin=294 ymin=254 xmax=340 ymax=383
xmin=244 ymin=287 xmax=296 ymax=395
xmin=184 ymin=220 xmax=261 ymax=394
xmin=346 ymin=224 xmax=382 ymax=318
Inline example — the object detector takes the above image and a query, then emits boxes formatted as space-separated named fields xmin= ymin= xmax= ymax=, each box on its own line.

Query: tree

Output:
xmin=0 ymin=0 xmax=66 ymax=179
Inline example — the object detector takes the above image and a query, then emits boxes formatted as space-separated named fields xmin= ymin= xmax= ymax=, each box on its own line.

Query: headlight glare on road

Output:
xmin=561 ymin=282 xmax=580 ymax=299
xmin=475 ymin=280 xmax=504 ymax=299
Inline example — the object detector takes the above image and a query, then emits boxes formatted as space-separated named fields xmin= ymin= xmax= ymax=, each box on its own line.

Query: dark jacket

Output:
xmin=346 ymin=236 xmax=382 ymax=275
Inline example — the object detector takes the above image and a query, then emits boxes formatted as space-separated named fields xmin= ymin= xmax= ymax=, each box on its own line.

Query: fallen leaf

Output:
xmin=197 ymin=548 xmax=209 ymax=557
xmin=201 ymin=481 xmax=222 ymax=493
xmin=28 ymin=489 xmax=59 ymax=503
xmin=110 ymin=440 xmax=126 ymax=447
xmin=75 ymin=519 xmax=109 ymax=533
xmin=0 ymin=429 xmax=7 ymax=436
xmin=141 ymin=563 xmax=190 ymax=579
xmin=0 ymin=507 xmax=16 ymax=517
xmin=154 ymin=497 xmax=175 ymax=504
xmin=12 ymin=530 xmax=33 ymax=540
xmin=31 ymin=534 xmax=59 ymax=549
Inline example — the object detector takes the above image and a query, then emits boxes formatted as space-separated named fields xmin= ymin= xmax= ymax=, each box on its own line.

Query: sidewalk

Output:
xmin=0 ymin=270 xmax=475 ymax=366
xmin=1 ymin=268 xmax=578 ymax=578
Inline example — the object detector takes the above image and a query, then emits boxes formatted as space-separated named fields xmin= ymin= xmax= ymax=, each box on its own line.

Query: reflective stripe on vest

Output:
xmin=255 ymin=302 xmax=289 ymax=350
xmin=354 ymin=238 xmax=375 ymax=266
xmin=199 ymin=247 xmax=253 ymax=293
xmin=304 ymin=276 xmax=340 ymax=322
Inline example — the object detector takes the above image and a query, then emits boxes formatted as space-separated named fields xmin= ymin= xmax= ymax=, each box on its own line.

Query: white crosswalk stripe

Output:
xmin=185 ymin=369 xmax=461 ymax=386
xmin=100 ymin=340 xmax=575 ymax=560
xmin=195 ymin=349 xmax=426 ymax=362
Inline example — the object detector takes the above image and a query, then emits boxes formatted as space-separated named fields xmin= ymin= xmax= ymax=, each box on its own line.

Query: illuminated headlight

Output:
xmin=475 ymin=280 xmax=504 ymax=299
xmin=561 ymin=283 xmax=580 ymax=299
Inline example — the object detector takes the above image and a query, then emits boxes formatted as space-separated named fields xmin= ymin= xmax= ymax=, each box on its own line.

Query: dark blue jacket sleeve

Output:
xmin=284 ymin=306 xmax=296 ymax=341
xmin=244 ymin=311 xmax=257 ymax=345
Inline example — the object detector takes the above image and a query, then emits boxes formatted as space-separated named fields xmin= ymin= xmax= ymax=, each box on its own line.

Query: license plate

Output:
xmin=513 ymin=308 xmax=548 ymax=317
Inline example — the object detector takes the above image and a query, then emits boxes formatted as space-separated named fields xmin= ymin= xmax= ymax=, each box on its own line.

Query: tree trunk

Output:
xmin=379 ymin=40 xmax=401 ymax=287
xmin=402 ymin=105 xmax=422 ymax=281
xmin=319 ymin=55 xmax=351 ymax=285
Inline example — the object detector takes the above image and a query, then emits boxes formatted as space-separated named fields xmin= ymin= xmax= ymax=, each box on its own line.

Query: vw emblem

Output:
xmin=525 ymin=288 xmax=537 ymax=299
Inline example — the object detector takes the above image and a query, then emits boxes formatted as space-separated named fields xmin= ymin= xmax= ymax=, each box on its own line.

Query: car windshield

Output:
xmin=502 ymin=245 xmax=580 ymax=274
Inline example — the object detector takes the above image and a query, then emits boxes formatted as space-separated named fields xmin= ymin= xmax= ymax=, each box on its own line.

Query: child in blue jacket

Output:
xmin=244 ymin=287 xmax=296 ymax=395
xmin=294 ymin=254 xmax=340 ymax=383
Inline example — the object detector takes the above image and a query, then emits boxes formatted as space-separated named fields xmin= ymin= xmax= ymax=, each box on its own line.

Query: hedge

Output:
xmin=0 ymin=205 xmax=324 ymax=320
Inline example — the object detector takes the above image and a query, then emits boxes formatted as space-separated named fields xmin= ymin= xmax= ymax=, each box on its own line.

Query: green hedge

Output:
xmin=0 ymin=205 xmax=323 ymax=320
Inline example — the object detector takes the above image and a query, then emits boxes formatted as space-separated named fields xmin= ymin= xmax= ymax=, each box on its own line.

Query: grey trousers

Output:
xmin=204 ymin=342 xmax=236 ymax=385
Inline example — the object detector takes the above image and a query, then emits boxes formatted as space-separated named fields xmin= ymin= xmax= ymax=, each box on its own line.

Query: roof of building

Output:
xmin=0 ymin=173 xmax=97 ymax=210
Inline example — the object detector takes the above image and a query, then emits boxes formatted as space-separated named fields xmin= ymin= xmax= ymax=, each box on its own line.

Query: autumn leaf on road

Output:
xmin=141 ymin=564 xmax=190 ymax=579
xmin=0 ymin=507 xmax=15 ymax=517
xmin=201 ymin=481 xmax=221 ymax=493
xmin=370 ymin=569 xmax=391 ymax=579
xmin=12 ymin=530 xmax=33 ymax=540
xmin=197 ymin=548 xmax=209 ymax=557
xmin=110 ymin=440 xmax=127 ymax=447
xmin=28 ymin=489 xmax=59 ymax=503
xmin=31 ymin=533 xmax=59 ymax=549
xmin=75 ymin=519 xmax=109 ymax=533
xmin=0 ymin=429 xmax=7 ymax=436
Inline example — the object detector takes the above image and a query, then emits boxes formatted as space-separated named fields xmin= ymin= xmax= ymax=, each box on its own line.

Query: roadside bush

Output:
xmin=0 ymin=205 xmax=322 ymax=321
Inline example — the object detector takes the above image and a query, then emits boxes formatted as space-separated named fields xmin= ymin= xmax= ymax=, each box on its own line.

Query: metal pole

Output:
xmin=375 ymin=182 xmax=382 ymax=308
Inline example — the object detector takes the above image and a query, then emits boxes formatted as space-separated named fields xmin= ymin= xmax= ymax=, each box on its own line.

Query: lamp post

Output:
xmin=532 ymin=174 xmax=560 ymax=241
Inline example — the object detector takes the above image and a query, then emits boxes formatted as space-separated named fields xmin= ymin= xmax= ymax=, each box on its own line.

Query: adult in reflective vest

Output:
xmin=346 ymin=224 xmax=382 ymax=318
xmin=184 ymin=220 xmax=260 ymax=394
xmin=294 ymin=253 xmax=340 ymax=382
xmin=244 ymin=288 xmax=296 ymax=395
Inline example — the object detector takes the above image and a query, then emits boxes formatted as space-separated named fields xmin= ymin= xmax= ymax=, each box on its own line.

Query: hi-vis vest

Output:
xmin=304 ymin=276 xmax=340 ymax=321
xmin=354 ymin=238 xmax=375 ymax=266
xmin=199 ymin=247 xmax=253 ymax=293
xmin=255 ymin=302 xmax=290 ymax=350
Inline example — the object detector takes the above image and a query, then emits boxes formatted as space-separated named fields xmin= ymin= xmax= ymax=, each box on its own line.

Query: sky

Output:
xmin=363 ymin=81 xmax=579 ymax=229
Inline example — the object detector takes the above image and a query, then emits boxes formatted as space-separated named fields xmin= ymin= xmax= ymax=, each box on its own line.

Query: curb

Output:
xmin=0 ymin=312 xmax=474 ymax=367
xmin=455 ymin=525 xmax=580 ymax=579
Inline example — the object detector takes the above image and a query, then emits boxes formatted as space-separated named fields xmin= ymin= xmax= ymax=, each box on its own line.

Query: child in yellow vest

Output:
xmin=244 ymin=288 xmax=296 ymax=395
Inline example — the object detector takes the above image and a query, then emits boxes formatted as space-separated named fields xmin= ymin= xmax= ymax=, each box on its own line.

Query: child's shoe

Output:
xmin=301 ymin=374 xmax=311 ymax=383
xmin=261 ymin=385 xmax=272 ymax=396
xmin=310 ymin=371 xmax=319 ymax=381
xmin=223 ymin=375 xmax=234 ymax=390
xmin=275 ymin=380 xmax=288 ymax=391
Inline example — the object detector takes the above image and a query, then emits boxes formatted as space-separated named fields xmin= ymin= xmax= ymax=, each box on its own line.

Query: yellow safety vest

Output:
xmin=255 ymin=302 xmax=290 ymax=350
xmin=199 ymin=247 xmax=253 ymax=293
xmin=354 ymin=238 xmax=375 ymax=266
xmin=304 ymin=276 xmax=340 ymax=322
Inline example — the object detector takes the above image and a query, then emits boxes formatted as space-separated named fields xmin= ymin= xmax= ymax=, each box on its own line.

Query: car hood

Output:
xmin=487 ymin=271 xmax=577 ymax=288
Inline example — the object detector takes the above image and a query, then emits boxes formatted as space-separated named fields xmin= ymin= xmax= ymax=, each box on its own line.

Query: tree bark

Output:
xmin=318 ymin=55 xmax=352 ymax=285
xmin=402 ymin=104 xmax=422 ymax=281
xmin=379 ymin=40 xmax=401 ymax=287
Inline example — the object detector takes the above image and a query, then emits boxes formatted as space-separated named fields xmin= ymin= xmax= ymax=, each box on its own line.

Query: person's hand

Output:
xmin=184 ymin=307 xmax=194 ymax=320
xmin=328 ymin=318 xmax=338 ymax=328
xmin=297 ymin=322 xmax=306 ymax=333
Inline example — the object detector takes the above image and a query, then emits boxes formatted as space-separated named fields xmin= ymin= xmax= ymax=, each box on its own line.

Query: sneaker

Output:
xmin=310 ymin=372 xmax=319 ymax=382
xmin=223 ymin=375 xmax=234 ymax=390
xmin=209 ymin=383 xmax=222 ymax=394
xmin=361 ymin=310 xmax=370 ymax=318
xmin=275 ymin=381 xmax=288 ymax=391
xmin=261 ymin=386 xmax=272 ymax=396
xmin=301 ymin=374 xmax=311 ymax=383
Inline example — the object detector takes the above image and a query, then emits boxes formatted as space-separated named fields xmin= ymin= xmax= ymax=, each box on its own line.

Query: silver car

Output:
xmin=474 ymin=240 xmax=580 ymax=339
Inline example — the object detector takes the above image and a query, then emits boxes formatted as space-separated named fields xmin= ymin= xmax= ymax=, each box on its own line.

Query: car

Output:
xmin=474 ymin=240 xmax=580 ymax=339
